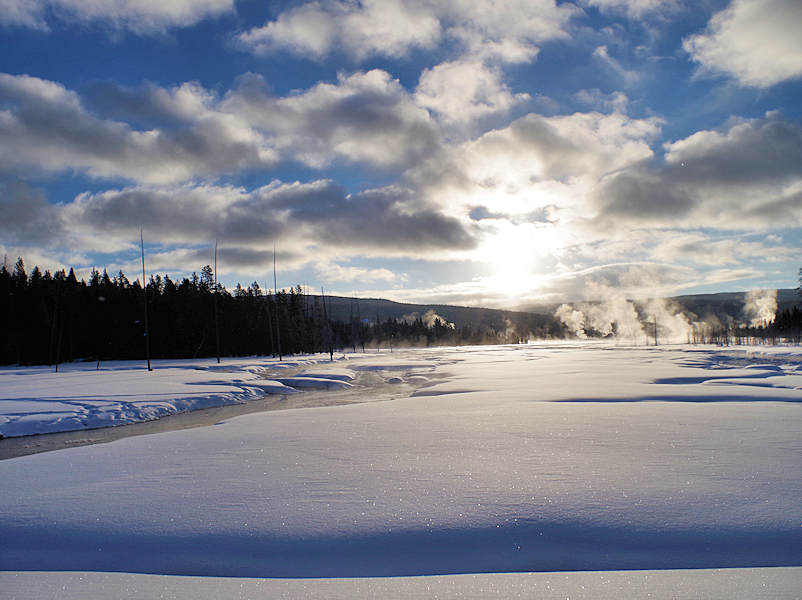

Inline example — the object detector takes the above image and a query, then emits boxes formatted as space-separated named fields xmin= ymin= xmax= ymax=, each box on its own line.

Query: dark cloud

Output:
xmin=67 ymin=180 xmax=477 ymax=263
xmin=0 ymin=73 xmax=273 ymax=184
xmin=223 ymin=70 xmax=441 ymax=171
xmin=469 ymin=204 xmax=555 ymax=224
xmin=0 ymin=180 xmax=63 ymax=244
xmin=322 ymin=187 xmax=476 ymax=251
xmin=592 ymin=113 xmax=802 ymax=229
xmin=594 ymin=170 xmax=695 ymax=220
xmin=663 ymin=115 xmax=802 ymax=186
xmin=1 ymin=71 xmax=443 ymax=185
xmin=85 ymin=81 xmax=200 ymax=127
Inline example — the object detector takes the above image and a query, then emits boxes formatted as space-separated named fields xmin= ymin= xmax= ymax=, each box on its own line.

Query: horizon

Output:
xmin=1 ymin=1 xmax=801 ymax=309
xmin=4 ymin=252 xmax=799 ymax=316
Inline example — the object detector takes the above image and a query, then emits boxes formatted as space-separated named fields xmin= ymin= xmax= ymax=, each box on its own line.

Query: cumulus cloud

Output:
xmin=683 ymin=0 xmax=802 ymax=88
xmin=47 ymin=179 xmax=477 ymax=269
xmin=0 ymin=70 xmax=445 ymax=183
xmin=458 ymin=110 xmax=660 ymax=194
xmin=238 ymin=0 xmax=575 ymax=63
xmin=663 ymin=113 xmax=802 ymax=185
xmin=441 ymin=0 xmax=577 ymax=63
xmin=582 ymin=0 xmax=678 ymax=18
xmin=0 ymin=73 xmax=275 ymax=184
xmin=415 ymin=60 xmax=529 ymax=127
xmin=594 ymin=112 xmax=802 ymax=229
xmin=238 ymin=0 xmax=441 ymax=60
xmin=0 ymin=0 xmax=234 ymax=33
xmin=223 ymin=70 xmax=440 ymax=170
xmin=0 ymin=180 xmax=63 ymax=245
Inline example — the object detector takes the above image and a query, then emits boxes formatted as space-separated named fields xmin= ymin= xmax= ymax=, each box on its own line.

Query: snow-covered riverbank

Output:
xmin=0 ymin=352 xmax=441 ymax=438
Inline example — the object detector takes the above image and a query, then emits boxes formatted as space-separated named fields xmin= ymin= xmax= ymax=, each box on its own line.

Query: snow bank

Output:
xmin=275 ymin=377 xmax=353 ymax=390
xmin=0 ymin=356 xmax=324 ymax=437
xmin=0 ymin=351 xmax=447 ymax=437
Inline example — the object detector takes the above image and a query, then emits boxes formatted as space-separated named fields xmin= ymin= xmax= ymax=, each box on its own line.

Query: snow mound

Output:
xmin=275 ymin=377 xmax=353 ymax=390
xmin=294 ymin=368 xmax=357 ymax=382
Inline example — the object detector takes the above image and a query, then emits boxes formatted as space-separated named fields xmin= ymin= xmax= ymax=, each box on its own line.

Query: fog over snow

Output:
xmin=1 ymin=0 xmax=800 ymax=306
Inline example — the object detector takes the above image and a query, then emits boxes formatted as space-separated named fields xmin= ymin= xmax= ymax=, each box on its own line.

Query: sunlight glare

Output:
xmin=478 ymin=222 xmax=551 ymax=297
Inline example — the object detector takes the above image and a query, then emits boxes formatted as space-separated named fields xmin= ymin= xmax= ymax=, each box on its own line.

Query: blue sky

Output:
xmin=1 ymin=0 xmax=801 ymax=307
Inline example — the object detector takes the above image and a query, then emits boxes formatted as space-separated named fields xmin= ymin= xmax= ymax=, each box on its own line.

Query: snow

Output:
xmin=275 ymin=376 xmax=354 ymax=390
xmin=0 ymin=343 xmax=800 ymax=593
xmin=0 ymin=356 xmax=329 ymax=437
xmin=2 ymin=568 xmax=801 ymax=600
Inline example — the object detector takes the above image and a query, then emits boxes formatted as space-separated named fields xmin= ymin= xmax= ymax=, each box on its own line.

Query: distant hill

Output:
xmin=669 ymin=289 xmax=799 ymax=321
xmin=313 ymin=295 xmax=563 ymax=338
xmin=520 ymin=289 xmax=799 ymax=321
xmin=313 ymin=288 xmax=800 ymax=336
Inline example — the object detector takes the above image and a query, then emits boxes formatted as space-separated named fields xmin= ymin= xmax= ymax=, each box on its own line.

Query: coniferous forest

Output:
xmin=0 ymin=258 xmax=535 ymax=367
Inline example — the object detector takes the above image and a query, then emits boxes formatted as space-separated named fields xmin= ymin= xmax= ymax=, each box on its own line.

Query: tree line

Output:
xmin=0 ymin=257 xmax=534 ymax=367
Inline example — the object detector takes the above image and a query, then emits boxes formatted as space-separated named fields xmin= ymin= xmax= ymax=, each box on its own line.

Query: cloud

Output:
xmin=0 ymin=73 xmax=275 ymax=185
xmin=441 ymin=0 xmax=577 ymax=63
xmin=415 ymin=60 xmax=529 ymax=127
xmin=86 ymin=81 xmax=216 ymax=126
xmin=238 ymin=0 xmax=576 ymax=64
xmin=0 ymin=0 xmax=234 ymax=33
xmin=683 ymin=0 xmax=802 ymax=88
xmin=316 ymin=263 xmax=401 ymax=284
xmin=592 ymin=45 xmax=640 ymax=85
xmin=47 ymin=179 xmax=477 ymax=270
xmin=651 ymin=232 xmax=796 ymax=267
xmin=0 ymin=180 xmax=63 ymax=245
xmin=0 ymin=0 xmax=48 ymax=29
xmin=0 ymin=70 xmax=443 ymax=183
xmin=461 ymin=110 xmax=660 ymax=186
xmin=663 ymin=112 xmax=802 ymax=185
xmin=594 ymin=112 xmax=802 ymax=229
xmin=547 ymin=262 xmax=699 ymax=301
xmin=351 ymin=261 xmax=701 ymax=308
xmin=223 ymin=70 xmax=440 ymax=170
xmin=582 ymin=0 xmax=678 ymax=18
xmin=575 ymin=89 xmax=630 ymax=113
xmin=238 ymin=0 xmax=441 ymax=60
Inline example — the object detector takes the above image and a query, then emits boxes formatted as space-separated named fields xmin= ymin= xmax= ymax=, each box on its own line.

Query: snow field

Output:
xmin=2 ymin=567 xmax=801 ymax=600
xmin=0 ymin=343 xmax=800 ymax=581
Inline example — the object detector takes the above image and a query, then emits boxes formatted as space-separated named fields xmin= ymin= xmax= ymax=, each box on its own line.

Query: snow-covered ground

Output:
xmin=1 ymin=343 xmax=801 ymax=596
xmin=0 ymin=355 xmax=359 ymax=437
xmin=3 ymin=567 xmax=801 ymax=600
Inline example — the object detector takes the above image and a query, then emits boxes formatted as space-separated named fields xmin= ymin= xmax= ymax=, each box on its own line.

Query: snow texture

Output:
xmin=0 ymin=343 xmax=800 ymax=582
xmin=2 ymin=568 xmax=801 ymax=600
xmin=0 ymin=356 xmax=335 ymax=437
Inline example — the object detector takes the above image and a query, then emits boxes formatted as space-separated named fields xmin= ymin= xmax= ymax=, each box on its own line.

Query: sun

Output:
xmin=477 ymin=222 xmax=548 ymax=298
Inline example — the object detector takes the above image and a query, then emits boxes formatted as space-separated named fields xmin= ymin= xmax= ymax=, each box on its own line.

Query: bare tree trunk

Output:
xmin=214 ymin=240 xmax=221 ymax=364
xmin=140 ymin=229 xmax=152 ymax=371
xmin=273 ymin=246 xmax=282 ymax=361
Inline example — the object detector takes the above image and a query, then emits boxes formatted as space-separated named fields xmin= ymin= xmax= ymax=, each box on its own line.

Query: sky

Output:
xmin=0 ymin=0 xmax=801 ymax=308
